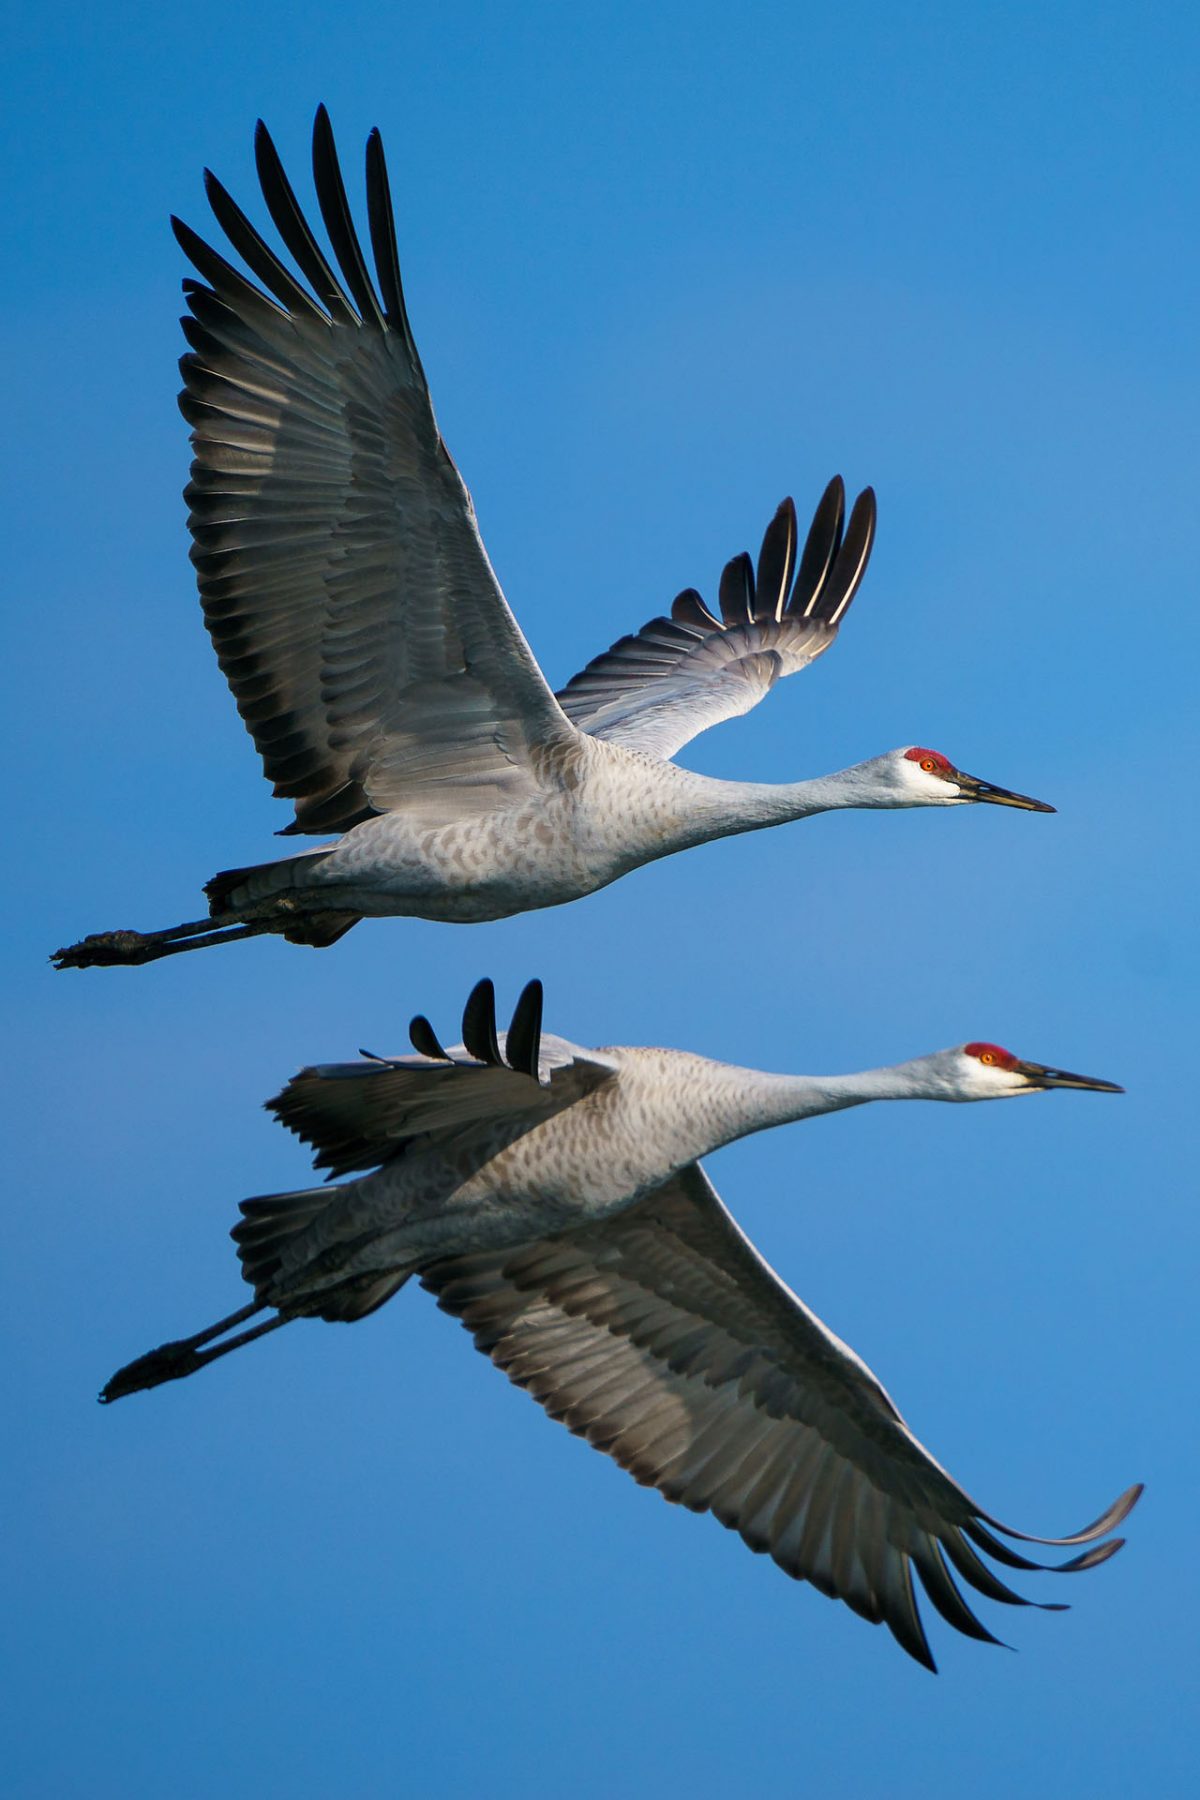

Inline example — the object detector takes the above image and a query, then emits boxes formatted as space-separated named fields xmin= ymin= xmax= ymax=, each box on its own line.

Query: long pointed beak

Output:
xmin=954 ymin=770 xmax=1055 ymax=813
xmin=1014 ymin=1060 xmax=1124 ymax=1094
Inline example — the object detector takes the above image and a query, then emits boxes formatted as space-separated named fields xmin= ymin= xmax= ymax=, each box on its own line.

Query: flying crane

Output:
xmin=55 ymin=111 xmax=1050 ymax=970
xmin=102 ymin=977 xmax=1138 ymax=1671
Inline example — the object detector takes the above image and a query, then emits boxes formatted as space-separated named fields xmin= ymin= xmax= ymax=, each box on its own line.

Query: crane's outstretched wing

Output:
xmin=555 ymin=480 xmax=875 ymax=762
xmin=268 ymin=979 xmax=618 ymax=1176
xmin=177 ymin=108 xmax=579 ymax=834
xmin=423 ymin=1162 xmax=1138 ymax=1669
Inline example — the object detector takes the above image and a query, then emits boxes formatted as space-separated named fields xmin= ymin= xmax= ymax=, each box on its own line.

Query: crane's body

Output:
xmin=242 ymin=1036 xmax=1074 ymax=1309
xmin=215 ymin=745 xmax=763 ymax=927
xmin=213 ymin=746 xmax=980 ymax=930
xmin=240 ymin=1048 xmax=859 ymax=1301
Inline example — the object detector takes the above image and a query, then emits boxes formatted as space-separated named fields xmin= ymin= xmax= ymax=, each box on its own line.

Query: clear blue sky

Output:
xmin=5 ymin=3 xmax=1196 ymax=1794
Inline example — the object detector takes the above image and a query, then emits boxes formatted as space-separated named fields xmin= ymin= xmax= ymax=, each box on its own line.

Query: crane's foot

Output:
xmin=100 ymin=1301 xmax=283 ymax=1402
xmin=101 ymin=1335 xmax=218 ymax=1401
xmin=52 ymin=918 xmax=272 ymax=969
xmin=52 ymin=928 xmax=170 ymax=969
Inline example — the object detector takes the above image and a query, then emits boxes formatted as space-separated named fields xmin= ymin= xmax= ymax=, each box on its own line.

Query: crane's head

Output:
xmin=886 ymin=746 xmax=1054 ymax=811
xmin=944 ymin=1042 xmax=1124 ymax=1099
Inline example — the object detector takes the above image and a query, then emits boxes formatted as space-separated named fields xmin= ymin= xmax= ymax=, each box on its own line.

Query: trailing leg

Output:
xmin=101 ymin=1180 xmax=415 ymax=1403
xmin=53 ymin=916 xmax=276 ymax=968
xmin=53 ymin=844 xmax=360 ymax=968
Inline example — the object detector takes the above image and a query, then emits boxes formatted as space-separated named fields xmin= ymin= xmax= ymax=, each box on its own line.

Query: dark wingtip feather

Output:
xmin=942 ymin=1524 xmax=1059 ymax=1610
xmin=910 ymin=1536 xmax=1009 ymax=1649
xmin=1056 ymin=1537 xmax=1127 ymax=1573
xmin=263 ymin=1072 xmax=320 ymax=1139
xmin=670 ymin=588 xmax=720 ymax=630
xmin=170 ymin=213 xmax=209 ymax=260
xmin=409 ymin=1013 xmax=451 ymax=1061
xmin=171 ymin=211 xmax=295 ymax=326
xmin=311 ymin=104 xmax=385 ymax=328
xmin=201 ymin=163 xmax=322 ymax=320
xmin=263 ymin=1083 xmax=290 ymax=1122
xmin=982 ymin=1481 xmax=1144 ymax=1549
xmin=788 ymin=476 xmax=846 ymax=618
xmin=250 ymin=106 xmax=357 ymax=325
xmin=506 ymin=979 xmax=544 ymax=1079
xmin=809 ymin=486 xmax=876 ymax=627
xmin=461 ymin=978 xmax=502 ymax=1066
xmin=886 ymin=1559 xmax=938 ymax=1672
xmin=1107 ymin=1482 xmax=1145 ymax=1528
xmin=718 ymin=551 xmax=755 ymax=626
xmin=754 ymin=498 xmax=798 ymax=623
xmin=365 ymin=124 xmax=413 ymax=345
xmin=964 ymin=1521 xmax=1064 ymax=1574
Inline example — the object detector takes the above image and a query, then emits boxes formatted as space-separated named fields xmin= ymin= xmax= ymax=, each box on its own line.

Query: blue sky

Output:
xmin=5 ymin=2 xmax=1196 ymax=1793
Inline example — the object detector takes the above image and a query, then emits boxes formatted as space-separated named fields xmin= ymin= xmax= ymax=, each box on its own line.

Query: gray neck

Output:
xmin=692 ymin=1059 xmax=946 ymax=1159
xmin=661 ymin=761 xmax=900 ymax=852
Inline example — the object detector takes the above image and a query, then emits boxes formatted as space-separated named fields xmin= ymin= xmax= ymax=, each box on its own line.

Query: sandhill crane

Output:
xmin=102 ymin=977 xmax=1137 ymax=1670
xmin=54 ymin=110 xmax=1051 ymax=971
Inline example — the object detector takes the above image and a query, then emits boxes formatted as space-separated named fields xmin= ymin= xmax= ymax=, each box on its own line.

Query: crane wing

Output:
xmin=177 ymin=108 xmax=579 ymax=835
xmin=268 ymin=979 xmax=618 ymax=1176
xmin=422 ymin=1162 xmax=1138 ymax=1669
xmin=555 ymin=480 xmax=875 ymax=762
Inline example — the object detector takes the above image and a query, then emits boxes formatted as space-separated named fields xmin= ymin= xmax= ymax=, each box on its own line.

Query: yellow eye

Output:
xmin=980 ymin=1052 xmax=995 ymax=1065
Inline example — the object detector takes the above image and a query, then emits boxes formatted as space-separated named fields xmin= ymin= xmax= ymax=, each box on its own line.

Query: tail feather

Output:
xmin=101 ymin=1180 xmax=415 ymax=1403
xmin=54 ymin=845 xmax=357 ymax=968
xmin=204 ymin=861 xmax=267 ymax=913
xmin=205 ymin=852 xmax=359 ymax=948
xmin=233 ymin=1190 xmax=412 ymax=1321
xmin=204 ymin=847 xmax=334 ymax=915
xmin=233 ymin=1187 xmax=332 ymax=1294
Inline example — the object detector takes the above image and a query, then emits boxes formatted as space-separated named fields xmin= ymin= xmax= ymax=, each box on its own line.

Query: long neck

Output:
xmin=657 ymin=761 xmax=897 ymax=852
xmin=695 ymin=1058 xmax=942 ymax=1157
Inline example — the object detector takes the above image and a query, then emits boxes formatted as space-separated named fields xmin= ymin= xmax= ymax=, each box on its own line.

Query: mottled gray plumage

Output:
xmin=101 ymin=979 xmax=1137 ymax=1672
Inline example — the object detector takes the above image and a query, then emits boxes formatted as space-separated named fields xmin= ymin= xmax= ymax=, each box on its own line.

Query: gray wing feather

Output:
xmin=422 ymin=1163 xmax=1139 ymax=1669
xmin=556 ymin=481 xmax=876 ymax=762
xmin=269 ymin=979 xmax=617 ymax=1176
xmin=178 ymin=108 xmax=577 ymax=834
